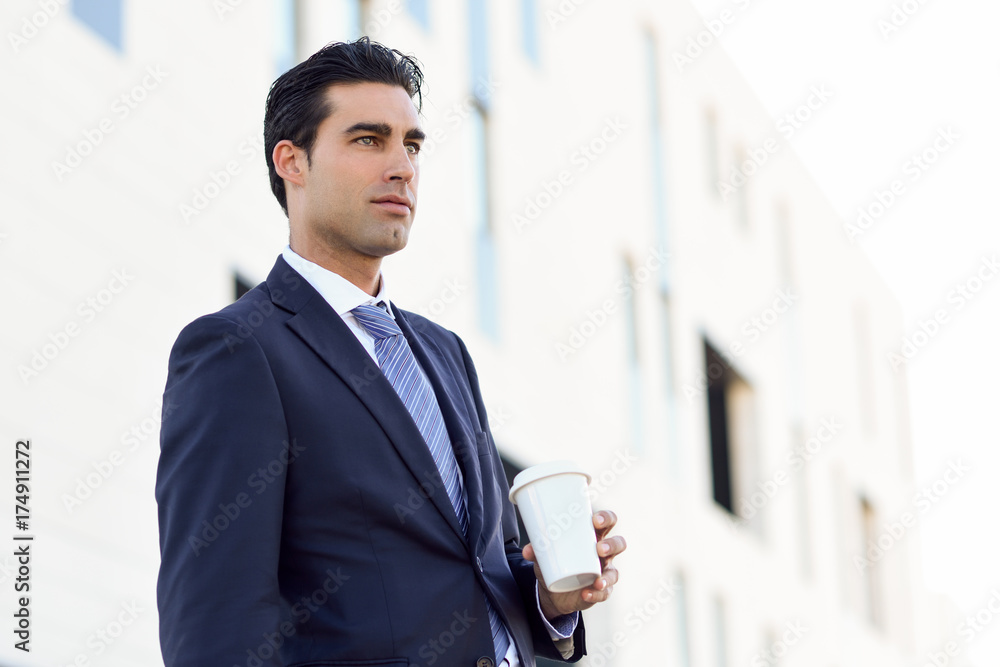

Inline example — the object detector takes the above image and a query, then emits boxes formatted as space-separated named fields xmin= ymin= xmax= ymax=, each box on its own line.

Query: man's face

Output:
xmin=294 ymin=82 xmax=423 ymax=264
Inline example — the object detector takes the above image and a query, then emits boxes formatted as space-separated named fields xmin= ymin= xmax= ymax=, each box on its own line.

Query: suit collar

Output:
xmin=267 ymin=256 xmax=473 ymax=549
xmin=279 ymin=246 xmax=398 ymax=319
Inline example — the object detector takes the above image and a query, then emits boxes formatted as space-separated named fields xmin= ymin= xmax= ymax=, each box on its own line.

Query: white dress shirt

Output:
xmin=281 ymin=246 xmax=578 ymax=666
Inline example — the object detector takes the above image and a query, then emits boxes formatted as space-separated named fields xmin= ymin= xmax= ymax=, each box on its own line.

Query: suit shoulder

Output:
xmin=175 ymin=283 xmax=280 ymax=335
xmin=167 ymin=283 xmax=285 ymax=359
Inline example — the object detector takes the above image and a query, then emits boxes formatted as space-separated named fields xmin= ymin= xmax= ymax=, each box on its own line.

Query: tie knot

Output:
xmin=352 ymin=303 xmax=402 ymax=340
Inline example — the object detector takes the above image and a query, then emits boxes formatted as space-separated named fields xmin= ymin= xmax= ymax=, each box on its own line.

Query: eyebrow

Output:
xmin=343 ymin=122 xmax=425 ymax=142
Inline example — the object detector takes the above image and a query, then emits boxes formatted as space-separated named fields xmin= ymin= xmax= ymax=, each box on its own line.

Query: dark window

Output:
xmin=234 ymin=273 xmax=254 ymax=301
xmin=704 ymin=339 xmax=755 ymax=515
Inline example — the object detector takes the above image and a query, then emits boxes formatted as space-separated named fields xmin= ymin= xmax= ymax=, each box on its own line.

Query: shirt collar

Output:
xmin=281 ymin=245 xmax=394 ymax=318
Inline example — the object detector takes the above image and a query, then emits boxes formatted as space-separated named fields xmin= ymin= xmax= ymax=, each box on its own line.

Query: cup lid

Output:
xmin=508 ymin=460 xmax=592 ymax=505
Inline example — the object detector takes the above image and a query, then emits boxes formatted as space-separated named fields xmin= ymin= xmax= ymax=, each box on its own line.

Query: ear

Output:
xmin=273 ymin=139 xmax=307 ymax=188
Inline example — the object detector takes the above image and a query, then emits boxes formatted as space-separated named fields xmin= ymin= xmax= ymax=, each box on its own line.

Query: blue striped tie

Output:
xmin=351 ymin=303 xmax=511 ymax=664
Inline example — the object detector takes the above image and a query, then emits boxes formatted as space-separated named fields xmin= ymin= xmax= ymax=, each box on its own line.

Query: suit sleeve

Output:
xmin=455 ymin=337 xmax=587 ymax=662
xmin=155 ymin=314 xmax=291 ymax=666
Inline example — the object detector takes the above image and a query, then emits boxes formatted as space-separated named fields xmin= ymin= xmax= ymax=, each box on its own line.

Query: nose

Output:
xmin=385 ymin=141 xmax=416 ymax=183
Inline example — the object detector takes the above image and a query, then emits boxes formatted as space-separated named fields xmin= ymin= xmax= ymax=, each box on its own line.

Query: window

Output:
xmin=521 ymin=0 xmax=540 ymax=63
xmin=705 ymin=109 xmax=720 ymax=197
xmin=854 ymin=303 xmax=877 ymax=434
xmin=645 ymin=30 xmax=670 ymax=281
xmin=470 ymin=107 xmax=498 ymax=340
xmin=860 ymin=497 xmax=884 ymax=630
xmin=274 ymin=0 xmax=299 ymax=75
xmin=72 ymin=0 xmax=123 ymax=52
xmin=468 ymin=0 xmax=490 ymax=92
xmin=408 ymin=0 xmax=430 ymax=30
xmin=712 ymin=596 xmax=728 ymax=667
xmin=468 ymin=0 xmax=498 ymax=340
xmin=792 ymin=425 xmax=813 ymax=580
xmin=660 ymin=292 xmax=680 ymax=475
xmin=674 ymin=573 xmax=692 ymax=667
xmin=733 ymin=146 xmax=750 ymax=227
xmin=704 ymin=339 xmax=757 ymax=518
xmin=349 ymin=0 xmax=367 ymax=39
xmin=623 ymin=256 xmax=643 ymax=453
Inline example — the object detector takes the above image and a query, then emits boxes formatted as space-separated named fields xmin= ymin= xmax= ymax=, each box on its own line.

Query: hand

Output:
xmin=523 ymin=510 xmax=626 ymax=620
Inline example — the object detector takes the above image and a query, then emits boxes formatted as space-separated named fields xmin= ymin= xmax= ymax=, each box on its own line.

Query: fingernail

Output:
xmin=595 ymin=514 xmax=605 ymax=526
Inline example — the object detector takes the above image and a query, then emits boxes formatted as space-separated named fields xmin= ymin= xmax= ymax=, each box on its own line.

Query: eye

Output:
xmin=356 ymin=136 xmax=376 ymax=146
xmin=406 ymin=143 xmax=421 ymax=155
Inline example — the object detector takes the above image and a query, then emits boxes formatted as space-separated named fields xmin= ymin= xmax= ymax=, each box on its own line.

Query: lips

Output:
xmin=372 ymin=194 xmax=412 ymax=215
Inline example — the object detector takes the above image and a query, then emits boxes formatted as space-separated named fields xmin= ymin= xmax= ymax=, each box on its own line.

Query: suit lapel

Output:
xmin=266 ymin=257 xmax=468 ymax=548
xmin=395 ymin=306 xmax=485 ymax=551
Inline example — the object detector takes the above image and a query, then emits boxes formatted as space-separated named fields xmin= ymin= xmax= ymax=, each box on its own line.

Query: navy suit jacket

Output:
xmin=155 ymin=256 xmax=586 ymax=666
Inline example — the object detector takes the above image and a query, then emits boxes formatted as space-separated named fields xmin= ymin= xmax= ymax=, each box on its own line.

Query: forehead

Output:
xmin=321 ymin=82 xmax=420 ymax=127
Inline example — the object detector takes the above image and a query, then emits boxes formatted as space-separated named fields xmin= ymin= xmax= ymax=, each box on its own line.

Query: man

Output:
xmin=156 ymin=38 xmax=625 ymax=666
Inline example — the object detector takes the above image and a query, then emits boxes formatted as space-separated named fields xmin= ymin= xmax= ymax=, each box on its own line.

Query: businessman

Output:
xmin=155 ymin=38 xmax=625 ymax=666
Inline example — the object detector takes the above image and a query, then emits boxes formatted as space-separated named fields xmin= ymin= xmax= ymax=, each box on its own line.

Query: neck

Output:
xmin=289 ymin=238 xmax=382 ymax=296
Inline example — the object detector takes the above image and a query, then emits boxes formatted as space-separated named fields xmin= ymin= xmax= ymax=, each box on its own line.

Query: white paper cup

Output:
xmin=508 ymin=460 xmax=600 ymax=593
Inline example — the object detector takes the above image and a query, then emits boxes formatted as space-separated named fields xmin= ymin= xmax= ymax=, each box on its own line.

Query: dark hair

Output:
xmin=263 ymin=37 xmax=424 ymax=215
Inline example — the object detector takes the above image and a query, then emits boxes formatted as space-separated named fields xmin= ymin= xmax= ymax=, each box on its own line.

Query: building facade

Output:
xmin=0 ymin=0 xmax=930 ymax=665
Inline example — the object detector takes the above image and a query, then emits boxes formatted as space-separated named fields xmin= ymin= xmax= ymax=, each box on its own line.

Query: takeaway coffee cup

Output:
xmin=508 ymin=460 xmax=601 ymax=593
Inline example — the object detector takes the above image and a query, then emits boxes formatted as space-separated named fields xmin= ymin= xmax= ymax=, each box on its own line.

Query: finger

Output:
xmin=582 ymin=582 xmax=613 ymax=604
xmin=594 ymin=566 xmax=619 ymax=590
xmin=593 ymin=510 xmax=617 ymax=536
xmin=522 ymin=543 xmax=534 ymax=562
xmin=597 ymin=535 xmax=627 ymax=559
